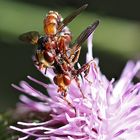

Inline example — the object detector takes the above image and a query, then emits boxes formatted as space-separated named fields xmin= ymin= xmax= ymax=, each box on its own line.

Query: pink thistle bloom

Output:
xmin=10 ymin=33 xmax=140 ymax=140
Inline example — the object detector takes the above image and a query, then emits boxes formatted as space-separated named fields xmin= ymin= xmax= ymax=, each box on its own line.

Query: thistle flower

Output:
xmin=10 ymin=34 xmax=140 ymax=140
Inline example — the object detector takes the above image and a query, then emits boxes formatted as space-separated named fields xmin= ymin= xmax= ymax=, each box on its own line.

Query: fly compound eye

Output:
xmin=63 ymin=75 xmax=71 ymax=86
xmin=44 ymin=51 xmax=54 ymax=63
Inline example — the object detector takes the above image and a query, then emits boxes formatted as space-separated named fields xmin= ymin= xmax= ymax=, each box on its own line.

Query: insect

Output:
xmin=52 ymin=20 xmax=99 ymax=97
xmin=19 ymin=4 xmax=99 ymax=99
xmin=19 ymin=4 xmax=88 ymax=70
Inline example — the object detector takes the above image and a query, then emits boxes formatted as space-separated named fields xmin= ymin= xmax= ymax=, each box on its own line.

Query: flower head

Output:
xmin=10 ymin=34 xmax=140 ymax=140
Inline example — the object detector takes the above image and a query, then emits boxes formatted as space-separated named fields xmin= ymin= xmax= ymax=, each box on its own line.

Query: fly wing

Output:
xmin=19 ymin=31 xmax=40 ymax=45
xmin=74 ymin=20 xmax=99 ymax=48
xmin=69 ymin=20 xmax=99 ymax=63
xmin=58 ymin=4 xmax=88 ymax=32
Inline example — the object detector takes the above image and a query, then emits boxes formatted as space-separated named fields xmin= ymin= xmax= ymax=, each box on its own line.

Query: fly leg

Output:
xmin=61 ymin=90 xmax=76 ymax=116
xmin=77 ymin=60 xmax=96 ymax=84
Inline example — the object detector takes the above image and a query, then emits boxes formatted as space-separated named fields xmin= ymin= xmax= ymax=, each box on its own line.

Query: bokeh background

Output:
xmin=0 ymin=0 xmax=140 ymax=112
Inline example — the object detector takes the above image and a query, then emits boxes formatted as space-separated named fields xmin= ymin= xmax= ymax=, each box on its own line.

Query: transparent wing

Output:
xmin=74 ymin=20 xmax=99 ymax=47
xmin=58 ymin=4 xmax=88 ymax=32
xmin=19 ymin=31 xmax=40 ymax=45
xmin=69 ymin=20 xmax=99 ymax=62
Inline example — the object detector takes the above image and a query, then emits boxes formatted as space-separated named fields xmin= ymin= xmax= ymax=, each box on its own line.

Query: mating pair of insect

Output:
xmin=19 ymin=4 xmax=99 ymax=98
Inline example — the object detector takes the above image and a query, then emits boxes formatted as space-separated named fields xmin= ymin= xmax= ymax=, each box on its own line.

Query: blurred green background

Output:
xmin=0 ymin=0 xmax=140 ymax=112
